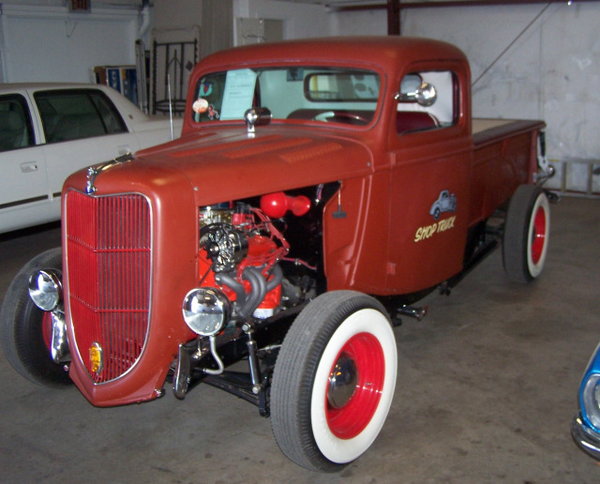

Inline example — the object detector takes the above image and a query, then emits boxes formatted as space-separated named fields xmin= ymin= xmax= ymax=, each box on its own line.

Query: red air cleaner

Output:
xmin=260 ymin=192 xmax=311 ymax=218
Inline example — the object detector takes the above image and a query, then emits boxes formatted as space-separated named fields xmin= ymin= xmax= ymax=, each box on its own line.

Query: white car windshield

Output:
xmin=191 ymin=66 xmax=380 ymax=126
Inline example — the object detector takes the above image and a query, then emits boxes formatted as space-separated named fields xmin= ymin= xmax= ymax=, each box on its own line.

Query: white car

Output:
xmin=0 ymin=83 xmax=181 ymax=234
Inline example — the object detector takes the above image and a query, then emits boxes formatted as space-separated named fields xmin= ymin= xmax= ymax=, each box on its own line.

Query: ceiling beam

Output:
xmin=388 ymin=0 xmax=401 ymax=35
xmin=336 ymin=0 xmax=600 ymax=12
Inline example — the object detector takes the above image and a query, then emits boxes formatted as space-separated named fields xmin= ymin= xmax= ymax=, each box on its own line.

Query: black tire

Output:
xmin=502 ymin=185 xmax=550 ymax=283
xmin=270 ymin=291 xmax=397 ymax=472
xmin=0 ymin=247 xmax=71 ymax=386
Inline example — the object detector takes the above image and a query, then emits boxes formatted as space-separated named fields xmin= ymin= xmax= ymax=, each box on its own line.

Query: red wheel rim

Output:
xmin=531 ymin=205 xmax=547 ymax=264
xmin=41 ymin=311 xmax=52 ymax=350
xmin=325 ymin=332 xmax=385 ymax=439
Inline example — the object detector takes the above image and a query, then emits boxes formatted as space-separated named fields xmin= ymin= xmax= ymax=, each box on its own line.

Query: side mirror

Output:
xmin=397 ymin=75 xmax=437 ymax=107
xmin=415 ymin=82 xmax=437 ymax=107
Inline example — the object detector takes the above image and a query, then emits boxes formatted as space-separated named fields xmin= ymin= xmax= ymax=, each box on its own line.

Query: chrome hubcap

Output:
xmin=327 ymin=354 xmax=358 ymax=409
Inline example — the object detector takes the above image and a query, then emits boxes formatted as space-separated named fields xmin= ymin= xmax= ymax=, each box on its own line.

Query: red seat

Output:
xmin=396 ymin=111 xmax=438 ymax=134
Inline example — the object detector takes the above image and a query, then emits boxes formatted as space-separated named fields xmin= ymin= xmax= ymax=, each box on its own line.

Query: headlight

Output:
xmin=182 ymin=287 xmax=231 ymax=336
xmin=28 ymin=269 xmax=63 ymax=311
xmin=582 ymin=373 xmax=600 ymax=430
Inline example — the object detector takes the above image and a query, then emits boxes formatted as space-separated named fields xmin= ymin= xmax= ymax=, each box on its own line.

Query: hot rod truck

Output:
xmin=1 ymin=37 xmax=554 ymax=472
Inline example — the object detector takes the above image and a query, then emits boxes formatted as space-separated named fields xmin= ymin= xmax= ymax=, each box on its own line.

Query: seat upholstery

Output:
xmin=0 ymin=111 xmax=28 ymax=151
xmin=47 ymin=113 xmax=105 ymax=142
xmin=396 ymin=111 xmax=439 ymax=134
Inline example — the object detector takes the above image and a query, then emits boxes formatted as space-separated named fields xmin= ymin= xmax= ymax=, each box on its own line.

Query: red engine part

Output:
xmin=243 ymin=234 xmax=282 ymax=267
xmin=260 ymin=192 xmax=311 ymax=219
xmin=254 ymin=283 xmax=282 ymax=319
xmin=198 ymin=233 xmax=283 ymax=317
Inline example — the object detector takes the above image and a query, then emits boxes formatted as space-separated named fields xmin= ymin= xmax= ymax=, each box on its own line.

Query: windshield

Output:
xmin=191 ymin=66 xmax=380 ymax=127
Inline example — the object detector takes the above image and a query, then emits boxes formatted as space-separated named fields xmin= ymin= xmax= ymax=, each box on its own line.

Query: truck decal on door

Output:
xmin=429 ymin=190 xmax=457 ymax=220
xmin=414 ymin=215 xmax=456 ymax=243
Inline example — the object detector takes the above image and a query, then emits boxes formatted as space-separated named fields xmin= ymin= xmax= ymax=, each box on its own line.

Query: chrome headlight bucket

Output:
xmin=182 ymin=287 xmax=231 ymax=336
xmin=582 ymin=373 xmax=600 ymax=430
xmin=28 ymin=269 xmax=63 ymax=311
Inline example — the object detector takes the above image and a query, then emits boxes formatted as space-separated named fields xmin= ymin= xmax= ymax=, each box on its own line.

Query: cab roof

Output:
xmin=197 ymin=36 xmax=468 ymax=72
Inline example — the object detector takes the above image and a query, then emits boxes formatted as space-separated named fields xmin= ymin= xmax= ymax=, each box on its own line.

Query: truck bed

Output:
xmin=473 ymin=118 xmax=514 ymax=134
xmin=470 ymin=118 xmax=545 ymax=225
xmin=473 ymin=118 xmax=544 ymax=146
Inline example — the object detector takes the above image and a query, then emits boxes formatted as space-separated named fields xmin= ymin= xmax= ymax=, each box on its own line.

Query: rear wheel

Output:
xmin=0 ymin=248 xmax=71 ymax=386
xmin=271 ymin=291 xmax=397 ymax=472
xmin=503 ymin=185 xmax=550 ymax=283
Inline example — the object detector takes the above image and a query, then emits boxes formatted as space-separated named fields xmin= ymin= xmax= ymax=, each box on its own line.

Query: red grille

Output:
xmin=65 ymin=191 xmax=151 ymax=383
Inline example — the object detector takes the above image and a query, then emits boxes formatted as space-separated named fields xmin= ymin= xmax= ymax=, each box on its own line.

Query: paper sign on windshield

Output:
xmin=220 ymin=69 xmax=258 ymax=120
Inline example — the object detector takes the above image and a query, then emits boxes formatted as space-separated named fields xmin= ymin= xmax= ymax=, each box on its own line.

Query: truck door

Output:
xmin=386 ymin=66 xmax=472 ymax=294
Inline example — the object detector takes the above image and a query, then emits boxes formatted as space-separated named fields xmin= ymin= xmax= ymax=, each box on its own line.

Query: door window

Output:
xmin=396 ymin=70 xmax=458 ymax=135
xmin=34 ymin=89 xmax=127 ymax=144
xmin=0 ymin=95 xmax=35 ymax=152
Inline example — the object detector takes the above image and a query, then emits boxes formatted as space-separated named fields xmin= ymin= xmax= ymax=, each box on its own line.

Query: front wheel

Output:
xmin=270 ymin=291 xmax=397 ymax=472
xmin=502 ymin=185 xmax=550 ymax=283
xmin=0 ymin=248 xmax=71 ymax=386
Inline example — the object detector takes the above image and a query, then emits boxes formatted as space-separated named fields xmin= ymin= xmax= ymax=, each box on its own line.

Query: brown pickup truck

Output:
xmin=1 ymin=37 xmax=555 ymax=472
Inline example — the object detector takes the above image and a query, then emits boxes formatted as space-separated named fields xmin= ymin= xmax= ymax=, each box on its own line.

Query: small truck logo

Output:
xmin=430 ymin=190 xmax=457 ymax=220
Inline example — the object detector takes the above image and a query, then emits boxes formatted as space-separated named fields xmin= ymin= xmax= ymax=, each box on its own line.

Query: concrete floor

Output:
xmin=0 ymin=197 xmax=599 ymax=483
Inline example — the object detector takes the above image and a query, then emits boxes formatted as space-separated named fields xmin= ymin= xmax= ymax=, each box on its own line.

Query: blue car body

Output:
xmin=572 ymin=343 xmax=600 ymax=458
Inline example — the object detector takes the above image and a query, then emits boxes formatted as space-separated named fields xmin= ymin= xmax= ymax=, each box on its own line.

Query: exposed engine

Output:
xmin=197 ymin=191 xmax=314 ymax=324
xmin=175 ymin=188 xmax=327 ymax=400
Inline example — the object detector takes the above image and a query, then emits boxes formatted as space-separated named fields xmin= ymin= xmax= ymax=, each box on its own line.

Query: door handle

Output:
xmin=20 ymin=161 xmax=39 ymax=173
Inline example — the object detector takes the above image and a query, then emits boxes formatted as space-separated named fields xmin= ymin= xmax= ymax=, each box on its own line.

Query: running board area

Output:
xmin=441 ymin=239 xmax=499 ymax=295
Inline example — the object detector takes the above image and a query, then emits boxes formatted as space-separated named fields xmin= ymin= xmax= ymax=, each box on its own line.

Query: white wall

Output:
xmin=233 ymin=0 xmax=330 ymax=42
xmin=332 ymin=3 xmax=600 ymax=169
xmin=331 ymin=8 xmax=383 ymax=37
xmin=153 ymin=0 xmax=201 ymax=32
xmin=0 ymin=3 xmax=141 ymax=83
xmin=3 ymin=0 xmax=597 ymax=187
xmin=0 ymin=0 xmax=330 ymax=82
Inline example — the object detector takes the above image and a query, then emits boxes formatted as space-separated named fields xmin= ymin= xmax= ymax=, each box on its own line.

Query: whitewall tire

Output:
xmin=271 ymin=291 xmax=397 ymax=472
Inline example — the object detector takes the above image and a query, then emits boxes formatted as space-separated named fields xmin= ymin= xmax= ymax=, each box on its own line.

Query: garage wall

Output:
xmin=3 ymin=1 xmax=597 ymax=192
xmin=0 ymin=3 xmax=141 ymax=83
xmin=153 ymin=0 xmax=201 ymax=31
xmin=233 ymin=0 xmax=330 ymax=43
xmin=332 ymin=3 xmax=600 ymax=191
xmin=0 ymin=1 xmax=334 ymax=82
